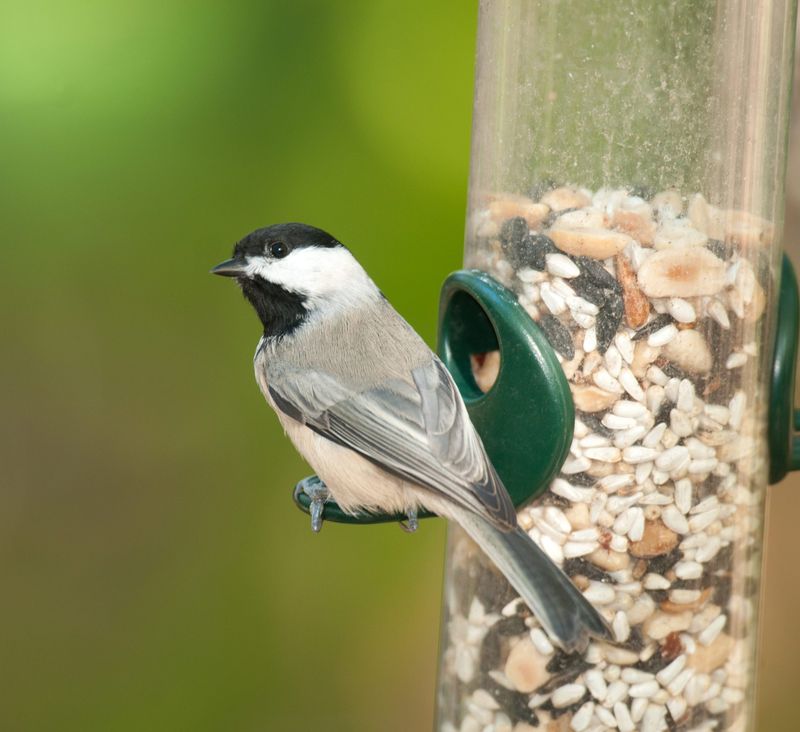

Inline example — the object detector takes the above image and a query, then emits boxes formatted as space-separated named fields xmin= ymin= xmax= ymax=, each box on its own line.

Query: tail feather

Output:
xmin=455 ymin=511 xmax=612 ymax=653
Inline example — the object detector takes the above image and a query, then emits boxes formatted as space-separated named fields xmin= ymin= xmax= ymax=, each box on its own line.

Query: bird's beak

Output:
xmin=210 ymin=257 xmax=248 ymax=277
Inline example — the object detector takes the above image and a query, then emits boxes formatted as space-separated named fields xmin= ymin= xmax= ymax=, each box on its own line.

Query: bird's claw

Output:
xmin=299 ymin=476 xmax=329 ymax=533
xmin=399 ymin=507 xmax=419 ymax=533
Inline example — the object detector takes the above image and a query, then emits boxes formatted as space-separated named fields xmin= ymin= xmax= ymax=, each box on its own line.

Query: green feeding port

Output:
xmin=293 ymin=269 xmax=575 ymax=526
xmin=769 ymin=255 xmax=800 ymax=484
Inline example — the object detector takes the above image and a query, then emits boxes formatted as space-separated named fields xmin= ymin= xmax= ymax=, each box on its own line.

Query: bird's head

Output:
xmin=211 ymin=223 xmax=378 ymax=337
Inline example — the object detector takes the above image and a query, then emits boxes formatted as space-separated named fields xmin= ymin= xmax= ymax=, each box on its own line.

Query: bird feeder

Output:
xmin=295 ymin=1 xmax=800 ymax=730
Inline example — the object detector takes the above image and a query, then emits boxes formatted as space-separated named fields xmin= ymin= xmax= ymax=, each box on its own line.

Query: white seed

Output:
xmin=651 ymin=469 xmax=669 ymax=485
xmin=606 ymin=491 xmax=643 ymax=514
xmin=655 ymin=445 xmax=689 ymax=472
xmin=563 ymin=540 xmax=600 ymax=558
xmin=603 ymin=678 xmax=627 ymax=704
xmin=596 ymin=705 xmax=618 ymax=727
xmin=584 ymin=668 xmax=608 ymax=701
xmin=675 ymin=479 xmax=693 ymax=513
xmin=544 ymin=506 xmax=573 ymax=534
xmin=689 ymin=458 xmax=718 ymax=474
xmin=530 ymin=627 xmax=555 ymax=656
xmin=704 ymin=404 xmax=730 ymax=425
xmin=619 ymin=669 xmax=654 ymax=685
xmin=688 ymin=507 xmax=720 ymax=532
xmin=561 ymin=456 xmax=592 ymax=474
xmin=583 ymin=581 xmax=616 ymax=604
xmin=647 ymin=324 xmax=678 ymax=347
xmin=695 ymin=536 xmax=722 ymax=562
xmin=685 ymin=437 xmax=715 ymax=459
xmin=571 ymin=528 xmax=600 ymax=542
xmin=551 ymin=277 xmax=576 ymax=299
xmin=570 ymin=700 xmax=594 ymax=731
xmin=580 ymin=434 xmax=611 ymax=448
xmin=640 ymin=492 xmax=672 ymax=505
xmin=667 ymin=668 xmax=694 ymax=696
xmin=729 ymin=390 xmax=746 ymax=430
xmin=552 ymin=683 xmax=587 ymax=708
xmin=572 ymin=311 xmax=595 ymax=329
xmin=656 ymin=654 xmax=687 ymax=686
xmin=628 ymin=507 xmax=645 ymax=541
xmin=669 ymin=589 xmax=701 ymax=604
xmin=619 ymin=368 xmax=645 ymax=401
xmin=546 ymin=252 xmax=581 ymax=278
xmin=670 ymin=409 xmax=694 ymax=438
xmin=641 ymin=703 xmax=667 ymax=732
xmin=615 ymin=332 xmax=635 ymax=364
xmin=667 ymin=297 xmax=696 ymax=323
xmin=593 ymin=367 xmax=624 ymax=394
xmin=661 ymin=505 xmax=690 ymax=534
xmin=698 ymin=614 xmax=727 ymax=645
xmin=610 ymin=533 xmax=628 ymax=552
xmin=568 ymin=297 xmax=599 ymax=319
xmin=605 ymin=345 xmax=623 ymax=378
xmin=675 ymin=561 xmax=703 ymax=579
xmin=613 ymin=508 xmax=637 ymax=535
xmin=646 ymin=366 xmax=669 ymax=386
xmin=643 ymin=573 xmax=671 ymax=590
xmin=539 ymin=282 xmax=567 ymax=315
xmin=684 ymin=673 xmax=710 ymax=706
xmin=584 ymin=446 xmax=622 ymax=462
xmin=472 ymin=689 xmax=500 ymax=710
xmin=642 ymin=423 xmax=666 ymax=449
xmin=612 ymin=400 xmax=647 ymax=419
xmin=635 ymin=461 xmax=653 ymax=484
xmin=599 ymin=473 xmax=635 ymax=493
xmin=551 ymin=479 xmax=594 ymax=503
xmin=726 ymin=352 xmax=747 ymax=369
xmin=583 ymin=326 xmax=597 ymax=353
xmin=539 ymin=533 xmax=564 ymax=564
xmin=614 ymin=701 xmax=636 ymax=732
xmin=677 ymin=379 xmax=695 ymax=412
xmin=613 ymin=611 xmax=631 ymax=643
xmin=603 ymin=413 xmax=638 ymax=430
xmin=622 ymin=446 xmax=660 ymax=464
xmin=614 ymin=425 xmax=648 ymax=449
xmin=629 ymin=679 xmax=660 ymax=699
xmin=707 ymin=297 xmax=731 ymax=329
xmin=664 ymin=378 xmax=680 ymax=403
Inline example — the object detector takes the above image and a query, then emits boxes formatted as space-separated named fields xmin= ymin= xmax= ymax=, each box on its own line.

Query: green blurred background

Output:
xmin=1 ymin=2 xmax=798 ymax=730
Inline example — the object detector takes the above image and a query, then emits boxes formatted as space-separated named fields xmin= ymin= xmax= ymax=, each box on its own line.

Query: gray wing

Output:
xmin=268 ymin=357 xmax=517 ymax=530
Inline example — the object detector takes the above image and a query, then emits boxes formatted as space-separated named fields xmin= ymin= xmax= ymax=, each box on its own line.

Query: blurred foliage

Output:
xmin=0 ymin=1 xmax=475 ymax=730
xmin=1 ymin=1 xmax=798 ymax=730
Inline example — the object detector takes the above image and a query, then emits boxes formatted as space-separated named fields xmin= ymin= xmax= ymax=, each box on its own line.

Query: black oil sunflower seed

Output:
xmin=565 ymin=471 xmax=597 ymax=487
xmin=494 ymin=615 xmax=528 ymax=636
xmin=500 ymin=216 xmax=529 ymax=250
xmin=706 ymin=238 xmax=734 ymax=260
xmin=575 ymin=256 xmax=621 ymax=293
xmin=539 ymin=314 xmax=575 ymax=359
xmin=577 ymin=411 xmax=614 ymax=439
xmin=511 ymin=233 xmax=557 ymax=270
xmin=596 ymin=291 xmax=623 ymax=353
xmin=571 ymin=274 xmax=608 ymax=306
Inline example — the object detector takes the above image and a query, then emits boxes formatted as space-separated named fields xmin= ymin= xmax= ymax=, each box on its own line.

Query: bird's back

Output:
xmin=264 ymin=297 xmax=434 ymax=391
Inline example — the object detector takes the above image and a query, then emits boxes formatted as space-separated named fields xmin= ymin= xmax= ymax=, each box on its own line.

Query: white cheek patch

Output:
xmin=245 ymin=247 xmax=379 ymax=309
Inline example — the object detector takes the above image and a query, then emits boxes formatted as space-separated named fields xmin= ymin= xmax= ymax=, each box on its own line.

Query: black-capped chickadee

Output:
xmin=212 ymin=223 xmax=610 ymax=652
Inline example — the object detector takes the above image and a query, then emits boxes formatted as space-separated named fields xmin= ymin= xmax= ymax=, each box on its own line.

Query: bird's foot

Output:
xmin=299 ymin=476 xmax=330 ymax=533
xmin=399 ymin=507 xmax=419 ymax=533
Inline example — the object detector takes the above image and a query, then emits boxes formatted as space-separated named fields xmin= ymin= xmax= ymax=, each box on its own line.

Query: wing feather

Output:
xmin=267 ymin=357 xmax=517 ymax=530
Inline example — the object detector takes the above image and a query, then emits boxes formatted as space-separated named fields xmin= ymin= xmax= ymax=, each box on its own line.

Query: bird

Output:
xmin=211 ymin=222 xmax=611 ymax=652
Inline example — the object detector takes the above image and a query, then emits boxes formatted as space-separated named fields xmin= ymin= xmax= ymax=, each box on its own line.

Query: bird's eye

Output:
xmin=269 ymin=241 xmax=288 ymax=258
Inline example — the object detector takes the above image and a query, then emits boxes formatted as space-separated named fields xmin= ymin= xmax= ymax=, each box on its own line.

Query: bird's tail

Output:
xmin=454 ymin=510 xmax=612 ymax=653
